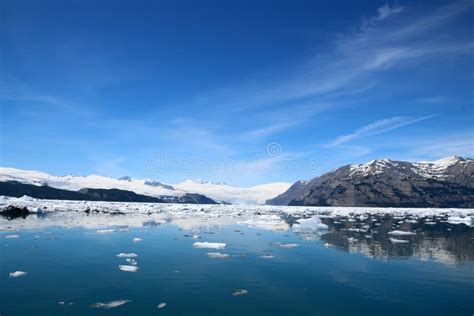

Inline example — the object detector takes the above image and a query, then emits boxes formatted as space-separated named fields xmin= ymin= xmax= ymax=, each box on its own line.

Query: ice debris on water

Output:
xmin=232 ymin=289 xmax=248 ymax=296
xmin=292 ymin=216 xmax=328 ymax=232
xmin=193 ymin=242 xmax=226 ymax=249
xmin=157 ymin=302 xmax=167 ymax=309
xmin=117 ymin=253 xmax=138 ymax=258
xmin=206 ymin=252 xmax=230 ymax=259
xmin=275 ymin=242 xmax=299 ymax=248
xmin=91 ymin=300 xmax=131 ymax=309
xmin=5 ymin=234 xmax=19 ymax=239
xmin=390 ymin=237 xmax=410 ymax=244
xmin=9 ymin=271 xmax=27 ymax=278
xmin=447 ymin=216 xmax=472 ymax=227
xmin=96 ymin=229 xmax=115 ymax=234
xmin=119 ymin=265 xmax=139 ymax=272
xmin=126 ymin=258 xmax=138 ymax=265
xmin=132 ymin=237 xmax=143 ymax=243
xmin=388 ymin=230 xmax=416 ymax=236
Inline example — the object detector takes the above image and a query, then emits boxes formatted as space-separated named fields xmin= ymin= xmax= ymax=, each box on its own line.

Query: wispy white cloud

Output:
xmin=179 ymin=0 xmax=472 ymax=122
xmin=330 ymin=115 xmax=437 ymax=146
xmin=361 ymin=3 xmax=403 ymax=30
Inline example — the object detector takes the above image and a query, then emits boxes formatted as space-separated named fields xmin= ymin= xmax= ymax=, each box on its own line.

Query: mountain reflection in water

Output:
xmin=2 ymin=202 xmax=472 ymax=267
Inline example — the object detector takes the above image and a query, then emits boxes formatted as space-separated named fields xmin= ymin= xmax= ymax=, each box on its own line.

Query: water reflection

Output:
xmin=313 ymin=215 xmax=474 ymax=265
xmin=1 ymin=199 xmax=473 ymax=266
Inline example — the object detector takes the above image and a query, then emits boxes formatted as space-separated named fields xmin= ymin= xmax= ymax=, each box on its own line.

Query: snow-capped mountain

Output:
xmin=0 ymin=167 xmax=291 ymax=205
xmin=267 ymin=156 xmax=473 ymax=208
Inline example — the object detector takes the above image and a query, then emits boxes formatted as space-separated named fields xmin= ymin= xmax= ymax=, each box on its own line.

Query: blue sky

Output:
xmin=1 ymin=0 xmax=473 ymax=186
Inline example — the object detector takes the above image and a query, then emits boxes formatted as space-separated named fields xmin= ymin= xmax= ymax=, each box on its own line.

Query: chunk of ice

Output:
xmin=96 ymin=229 xmax=115 ymax=234
xmin=9 ymin=271 xmax=27 ymax=278
xmin=116 ymin=253 xmax=138 ymax=258
xmin=132 ymin=237 xmax=143 ymax=243
xmin=193 ymin=242 xmax=226 ymax=249
xmin=206 ymin=252 xmax=230 ymax=259
xmin=388 ymin=230 xmax=416 ymax=236
xmin=118 ymin=265 xmax=139 ymax=272
xmin=277 ymin=243 xmax=299 ymax=248
xmin=232 ymin=289 xmax=248 ymax=296
xmin=91 ymin=300 xmax=131 ymax=309
xmin=390 ymin=237 xmax=409 ymax=243
xmin=5 ymin=234 xmax=20 ymax=239
xmin=447 ymin=216 xmax=472 ymax=227
xmin=292 ymin=216 xmax=328 ymax=232
xmin=157 ymin=302 xmax=167 ymax=309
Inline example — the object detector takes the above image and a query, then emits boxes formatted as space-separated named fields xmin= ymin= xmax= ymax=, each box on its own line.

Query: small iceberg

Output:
xmin=206 ymin=252 xmax=230 ymax=259
xmin=5 ymin=234 xmax=20 ymax=239
xmin=390 ymin=237 xmax=409 ymax=244
xmin=126 ymin=258 xmax=138 ymax=265
xmin=117 ymin=253 xmax=138 ymax=258
xmin=193 ymin=242 xmax=226 ymax=249
xmin=157 ymin=302 xmax=167 ymax=309
xmin=388 ymin=230 xmax=416 ymax=236
xmin=292 ymin=216 xmax=328 ymax=232
xmin=91 ymin=300 xmax=131 ymax=309
xmin=232 ymin=289 xmax=248 ymax=296
xmin=97 ymin=229 xmax=115 ymax=234
xmin=132 ymin=237 xmax=143 ymax=243
xmin=447 ymin=216 xmax=472 ymax=227
xmin=9 ymin=271 xmax=27 ymax=278
xmin=119 ymin=265 xmax=139 ymax=272
xmin=277 ymin=243 xmax=299 ymax=249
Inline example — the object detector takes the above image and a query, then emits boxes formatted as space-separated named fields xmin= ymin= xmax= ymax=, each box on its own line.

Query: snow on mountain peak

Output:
xmin=349 ymin=158 xmax=399 ymax=176
xmin=422 ymin=156 xmax=465 ymax=167
xmin=0 ymin=167 xmax=290 ymax=205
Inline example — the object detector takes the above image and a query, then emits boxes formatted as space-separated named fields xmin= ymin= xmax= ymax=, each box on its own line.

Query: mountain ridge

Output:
xmin=266 ymin=156 xmax=474 ymax=208
xmin=0 ymin=167 xmax=290 ymax=205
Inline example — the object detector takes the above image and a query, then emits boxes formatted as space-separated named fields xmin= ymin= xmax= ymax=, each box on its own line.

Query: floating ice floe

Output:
xmin=4 ymin=234 xmax=20 ymax=239
xmin=193 ymin=242 xmax=226 ymax=249
xmin=9 ymin=271 xmax=27 ymax=278
xmin=276 ymin=243 xmax=299 ymax=249
xmin=157 ymin=302 xmax=167 ymax=309
xmin=260 ymin=254 xmax=274 ymax=259
xmin=232 ymin=289 xmax=248 ymax=296
xmin=388 ymin=230 xmax=416 ymax=236
xmin=447 ymin=216 xmax=472 ymax=227
xmin=91 ymin=300 xmax=131 ymax=309
xmin=126 ymin=258 xmax=138 ymax=265
xmin=390 ymin=237 xmax=410 ymax=244
xmin=292 ymin=216 xmax=328 ymax=232
xmin=132 ymin=237 xmax=143 ymax=243
xmin=118 ymin=265 xmax=139 ymax=272
xmin=117 ymin=253 xmax=138 ymax=258
xmin=96 ymin=229 xmax=115 ymax=234
xmin=206 ymin=252 xmax=230 ymax=259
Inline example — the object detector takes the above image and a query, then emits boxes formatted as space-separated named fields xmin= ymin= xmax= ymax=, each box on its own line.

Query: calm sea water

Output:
xmin=1 ymin=210 xmax=473 ymax=315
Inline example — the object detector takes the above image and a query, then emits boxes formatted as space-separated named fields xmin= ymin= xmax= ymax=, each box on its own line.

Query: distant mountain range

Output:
xmin=267 ymin=156 xmax=474 ymax=208
xmin=0 ymin=181 xmax=220 ymax=204
xmin=0 ymin=167 xmax=291 ymax=205
xmin=2 ymin=157 xmax=472 ymax=207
